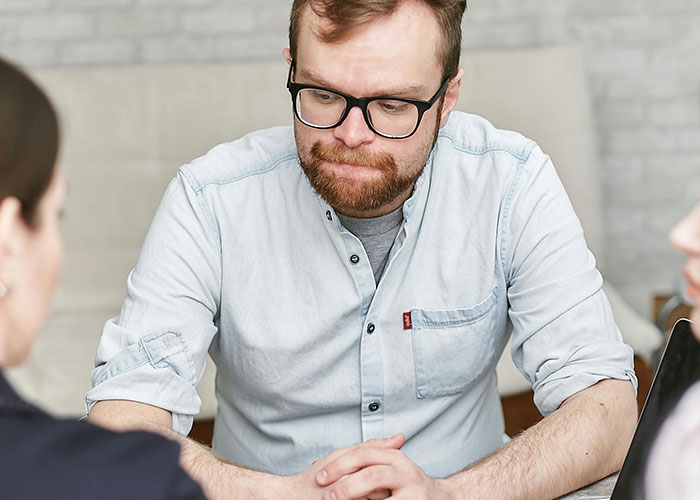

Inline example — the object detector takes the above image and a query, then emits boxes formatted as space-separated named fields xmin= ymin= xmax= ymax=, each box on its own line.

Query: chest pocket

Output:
xmin=410 ymin=288 xmax=499 ymax=399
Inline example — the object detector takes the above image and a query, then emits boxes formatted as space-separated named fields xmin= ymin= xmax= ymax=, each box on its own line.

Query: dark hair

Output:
xmin=289 ymin=0 xmax=467 ymax=81
xmin=0 ymin=57 xmax=59 ymax=227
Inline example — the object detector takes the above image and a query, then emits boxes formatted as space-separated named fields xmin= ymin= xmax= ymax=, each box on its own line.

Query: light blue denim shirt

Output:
xmin=87 ymin=111 xmax=636 ymax=478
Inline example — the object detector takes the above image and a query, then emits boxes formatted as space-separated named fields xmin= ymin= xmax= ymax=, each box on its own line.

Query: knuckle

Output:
xmin=335 ymin=481 xmax=351 ymax=498
xmin=364 ymin=466 xmax=383 ymax=483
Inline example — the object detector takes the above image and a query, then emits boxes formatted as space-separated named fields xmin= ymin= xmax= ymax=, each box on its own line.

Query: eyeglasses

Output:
xmin=286 ymin=60 xmax=449 ymax=139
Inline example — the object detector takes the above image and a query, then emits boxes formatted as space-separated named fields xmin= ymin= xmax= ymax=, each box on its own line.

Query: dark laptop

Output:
xmin=611 ymin=318 xmax=700 ymax=499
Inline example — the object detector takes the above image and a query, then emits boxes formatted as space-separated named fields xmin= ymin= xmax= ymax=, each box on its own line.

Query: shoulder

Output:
xmin=437 ymin=111 xmax=541 ymax=165
xmin=0 ymin=415 xmax=204 ymax=499
xmin=179 ymin=125 xmax=298 ymax=193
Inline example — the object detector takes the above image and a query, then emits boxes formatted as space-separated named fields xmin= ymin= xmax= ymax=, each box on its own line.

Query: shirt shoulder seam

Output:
xmin=182 ymin=152 xmax=299 ymax=194
xmin=438 ymin=131 xmax=537 ymax=163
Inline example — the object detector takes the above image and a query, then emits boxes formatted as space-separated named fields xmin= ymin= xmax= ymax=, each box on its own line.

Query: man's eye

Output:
xmin=312 ymin=91 xmax=339 ymax=103
xmin=379 ymin=101 xmax=410 ymax=114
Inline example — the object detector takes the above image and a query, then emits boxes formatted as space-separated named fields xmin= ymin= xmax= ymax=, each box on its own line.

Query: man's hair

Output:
xmin=289 ymin=0 xmax=467 ymax=81
xmin=0 ymin=57 xmax=59 ymax=227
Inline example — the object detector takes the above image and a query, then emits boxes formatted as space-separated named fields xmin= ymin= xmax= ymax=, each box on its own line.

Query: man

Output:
xmin=88 ymin=1 xmax=638 ymax=499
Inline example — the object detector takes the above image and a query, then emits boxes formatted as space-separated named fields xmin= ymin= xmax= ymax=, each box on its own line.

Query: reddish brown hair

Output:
xmin=0 ymin=57 xmax=59 ymax=227
xmin=289 ymin=0 xmax=467 ymax=81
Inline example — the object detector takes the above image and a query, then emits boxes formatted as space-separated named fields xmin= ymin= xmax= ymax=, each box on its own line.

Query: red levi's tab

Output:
xmin=403 ymin=312 xmax=412 ymax=330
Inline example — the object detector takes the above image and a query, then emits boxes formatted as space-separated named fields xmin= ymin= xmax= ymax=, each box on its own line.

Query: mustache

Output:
xmin=310 ymin=142 xmax=396 ymax=173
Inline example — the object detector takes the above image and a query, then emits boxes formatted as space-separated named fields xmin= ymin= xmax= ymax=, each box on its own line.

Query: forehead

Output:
xmin=295 ymin=1 xmax=444 ymax=93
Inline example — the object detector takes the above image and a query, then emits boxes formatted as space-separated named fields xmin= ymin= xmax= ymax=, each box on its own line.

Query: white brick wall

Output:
xmin=1 ymin=0 xmax=699 ymax=319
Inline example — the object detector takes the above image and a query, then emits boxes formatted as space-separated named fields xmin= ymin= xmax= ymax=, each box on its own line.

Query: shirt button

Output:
xmin=368 ymin=402 xmax=380 ymax=412
xmin=366 ymin=323 xmax=375 ymax=334
xmin=350 ymin=254 xmax=360 ymax=264
xmin=326 ymin=210 xmax=332 ymax=221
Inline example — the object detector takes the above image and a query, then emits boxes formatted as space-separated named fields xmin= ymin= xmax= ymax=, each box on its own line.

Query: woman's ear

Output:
xmin=439 ymin=68 xmax=465 ymax=128
xmin=0 ymin=197 xmax=25 ymax=287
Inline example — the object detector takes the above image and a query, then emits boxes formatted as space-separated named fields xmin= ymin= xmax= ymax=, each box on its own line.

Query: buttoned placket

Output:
xmin=322 ymin=203 xmax=386 ymax=439
xmin=317 ymin=154 xmax=432 ymax=440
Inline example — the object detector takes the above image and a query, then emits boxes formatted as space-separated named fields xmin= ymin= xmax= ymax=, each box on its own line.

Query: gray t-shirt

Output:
xmin=337 ymin=205 xmax=404 ymax=284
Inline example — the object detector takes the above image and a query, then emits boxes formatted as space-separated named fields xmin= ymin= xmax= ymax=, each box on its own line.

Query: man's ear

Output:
xmin=282 ymin=48 xmax=293 ymax=66
xmin=439 ymin=68 xmax=464 ymax=128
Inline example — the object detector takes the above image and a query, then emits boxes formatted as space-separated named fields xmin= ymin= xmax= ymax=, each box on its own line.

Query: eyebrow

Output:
xmin=297 ymin=67 xmax=429 ymax=99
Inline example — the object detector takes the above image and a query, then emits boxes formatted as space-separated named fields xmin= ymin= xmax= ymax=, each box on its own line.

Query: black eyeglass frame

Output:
xmin=286 ymin=60 xmax=450 ymax=139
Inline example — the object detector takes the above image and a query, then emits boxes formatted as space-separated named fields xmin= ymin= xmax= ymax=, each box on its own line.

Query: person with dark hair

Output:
xmin=0 ymin=57 xmax=207 ymax=500
xmin=87 ymin=1 xmax=638 ymax=499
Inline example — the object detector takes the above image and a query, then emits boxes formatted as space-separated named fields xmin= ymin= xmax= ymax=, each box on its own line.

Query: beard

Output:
xmin=295 ymin=108 xmax=442 ymax=215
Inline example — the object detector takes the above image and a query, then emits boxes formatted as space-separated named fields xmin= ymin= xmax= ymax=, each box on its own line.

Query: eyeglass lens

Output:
xmin=296 ymin=88 xmax=420 ymax=138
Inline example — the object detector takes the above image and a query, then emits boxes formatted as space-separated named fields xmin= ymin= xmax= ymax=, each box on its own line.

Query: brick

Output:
xmin=536 ymin=18 xmax=572 ymax=45
xmin=214 ymin=33 xmax=287 ymax=61
xmin=647 ymin=206 xmax=696 ymax=233
xmin=584 ymin=48 xmax=647 ymax=75
xmin=604 ymin=210 xmax=648 ymax=236
xmin=678 ymin=127 xmax=700 ymax=151
xmin=16 ymin=13 xmax=95 ymax=40
xmin=465 ymin=0 xmax=544 ymax=22
xmin=650 ymin=48 xmax=700 ymax=75
xmin=256 ymin=6 xmax=290 ymax=33
xmin=140 ymin=37 xmax=216 ymax=63
xmin=598 ymin=98 xmax=646 ymax=125
xmin=602 ymin=155 xmax=645 ymax=187
xmin=572 ymin=16 xmax=681 ymax=47
xmin=59 ymin=39 xmax=136 ymax=65
xmin=650 ymin=0 xmax=700 ymax=14
xmin=0 ymin=42 xmax=58 ymax=66
xmin=647 ymin=154 xmax=700 ymax=177
xmin=53 ymin=0 xmax=131 ymax=7
xmin=570 ymin=0 xmax=644 ymax=18
xmin=181 ymin=8 xmax=256 ymax=34
xmin=684 ymin=176 xmax=700 ymax=200
xmin=462 ymin=21 xmax=537 ymax=49
xmin=605 ymin=127 xmax=682 ymax=154
xmin=648 ymin=98 xmax=700 ymax=126
xmin=0 ymin=0 xmax=50 ymax=12
xmin=135 ymin=0 xmax=215 ymax=5
xmin=98 ymin=11 xmax=178 ymax=37
xmin=605 ymin=75 xmax=700 ymax=100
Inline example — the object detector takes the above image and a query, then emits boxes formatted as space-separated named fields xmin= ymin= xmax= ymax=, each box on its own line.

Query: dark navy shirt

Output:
xmin=0 ymin=372 xmax=206 ymax=500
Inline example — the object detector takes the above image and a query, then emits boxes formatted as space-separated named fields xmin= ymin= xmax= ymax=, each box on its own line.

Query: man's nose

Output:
xmin=333 ymin=106 xmax=376 ymax=148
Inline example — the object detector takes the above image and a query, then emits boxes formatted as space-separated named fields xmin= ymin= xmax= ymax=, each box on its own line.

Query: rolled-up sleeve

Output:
xmin=504 ymin=147 xmax=637 ymax=416
xmin=86 ymin=169 xmax=221 ymax=435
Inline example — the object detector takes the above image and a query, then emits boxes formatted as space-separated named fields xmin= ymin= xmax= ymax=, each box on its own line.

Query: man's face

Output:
xmin=286 ymin=1 xmax=460 ymax=218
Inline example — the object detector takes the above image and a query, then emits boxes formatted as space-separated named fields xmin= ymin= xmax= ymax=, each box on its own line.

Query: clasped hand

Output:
xmin=288 ymin=434 xmax=450 ymax=500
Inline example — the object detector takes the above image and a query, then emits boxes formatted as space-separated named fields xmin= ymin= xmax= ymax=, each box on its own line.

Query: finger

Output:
xmin=324 ymin=465 xmax=400 ymax=500
xmin=315 ymin=435 xmax=405 ymax=478
xmin=317 ymin=448 xmax=401 ymax=486
xmin=367 ymin=489 xmax=392 ymax=500
xmin=363 ymin=434 xmax=405 ymax=450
